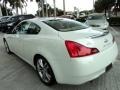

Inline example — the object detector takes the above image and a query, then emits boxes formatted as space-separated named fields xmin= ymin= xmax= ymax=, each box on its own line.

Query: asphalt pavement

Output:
xmin=0 ymin=27 xmax=120 ymax=90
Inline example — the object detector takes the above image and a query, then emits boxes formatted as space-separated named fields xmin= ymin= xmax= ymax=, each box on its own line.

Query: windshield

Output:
xmin=88 ymin=15 xmax=105 ymax=20
xmin=43 ymin=19 xmax=89 ymax=32
xmin=7 ymin=17 xmax=18 ymax=22
xmin=0 ymin=17 xmax=9 ymax=22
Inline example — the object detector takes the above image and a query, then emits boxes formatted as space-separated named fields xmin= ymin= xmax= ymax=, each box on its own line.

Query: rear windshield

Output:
xmin=43 ymin=19 xmax=88 ymax=32
xmin=88 ymin=15 xmax=105 ymax=20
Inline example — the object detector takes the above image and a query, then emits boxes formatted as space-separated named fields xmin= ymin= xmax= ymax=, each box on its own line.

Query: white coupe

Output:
xmin=3 ymin=18 xmax=118 ymax=86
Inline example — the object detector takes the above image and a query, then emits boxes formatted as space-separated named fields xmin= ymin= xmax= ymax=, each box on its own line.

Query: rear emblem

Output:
xmin=104 ymin=39 xmax=108 ymax=43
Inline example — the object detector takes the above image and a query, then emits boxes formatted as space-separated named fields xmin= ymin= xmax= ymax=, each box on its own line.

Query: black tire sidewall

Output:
xmin=4 ymin=40 xmax=11 ymax=54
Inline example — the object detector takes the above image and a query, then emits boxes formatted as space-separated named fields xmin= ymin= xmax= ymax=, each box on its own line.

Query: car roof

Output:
xmin=32 ymin=17 xmax=65 ymax=21
xmin=25 ymin=17 xmax=67 ymax=23
xmin=10 ymin=14 xmax=34 ymax=18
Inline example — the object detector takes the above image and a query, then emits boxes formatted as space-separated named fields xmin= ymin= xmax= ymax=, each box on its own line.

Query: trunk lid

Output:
xmin=59 ymin=27 xmax=113 ymax=52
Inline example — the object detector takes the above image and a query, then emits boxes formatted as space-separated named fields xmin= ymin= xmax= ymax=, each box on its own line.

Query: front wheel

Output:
xmin=36 ymin=57 xmax=56 ymax=86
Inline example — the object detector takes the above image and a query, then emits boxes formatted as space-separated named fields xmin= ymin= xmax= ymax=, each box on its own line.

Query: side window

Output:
xmin=19 ymin=22 xmax=30 ymax=34
xmin=26 ymin=23 xmax=41 ymax=34
xmin=12 ymin=21 xmax=30 ymax=34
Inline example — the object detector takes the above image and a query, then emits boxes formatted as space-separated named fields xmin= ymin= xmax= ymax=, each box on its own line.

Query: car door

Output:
xmin=17 ymin=22 xmax=41 ymax=64
xmin=11 ymin=21 xmax=30 ymax=57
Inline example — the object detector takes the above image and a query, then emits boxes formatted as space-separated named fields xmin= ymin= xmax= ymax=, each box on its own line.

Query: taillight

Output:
xmin=65 ymin=41 xmax=99 ymax=58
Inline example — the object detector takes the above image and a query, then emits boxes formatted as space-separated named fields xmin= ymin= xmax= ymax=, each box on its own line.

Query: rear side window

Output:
xmin=13 ymin=22 xmax=40 ymax=34
xmin=27 ymin=23 xmax=41 ymax=34
xmin=13 ymin=21 xmax=30 ymax=34
xmin=43 ymin=19 xmax=88 ymax=32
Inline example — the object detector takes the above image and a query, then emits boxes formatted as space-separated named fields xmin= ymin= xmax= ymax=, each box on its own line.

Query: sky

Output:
xmin=12 ymin=0 xmax=95 ymax=15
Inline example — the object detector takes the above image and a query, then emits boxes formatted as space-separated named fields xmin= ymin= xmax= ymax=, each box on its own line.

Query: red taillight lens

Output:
xmin=65 ymin=41 xmax=99 ymax=58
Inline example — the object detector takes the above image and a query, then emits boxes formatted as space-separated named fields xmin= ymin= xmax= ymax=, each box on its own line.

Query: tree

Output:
xmin=53 ymin=0 xmax=56 ymax=17
xmin=0 ymin=4 xmax=12 ymax=16
xmin=0 ymin=4 xmax=2 ymax=16
xmin=63 ymin=0 xmax=66 ymax=16
xmin=35 ymin=0 xmax=45 ymax=16
xmin=94 ymin=0 xmax=105 ymax=13
xmin=36 ymin=3 xmax=63 ymax=17
xmin=0 ymin=0 xmax=9 ymax=15
xmin=94 ymin=0 xmax=115 ymax=15
xmin=57 ymin=8 xmax=63 ymax=16
xmin=36 ymin=3 xmax=52 ymax=17
xmin=9 ymin=0 xmax=28 ymax=15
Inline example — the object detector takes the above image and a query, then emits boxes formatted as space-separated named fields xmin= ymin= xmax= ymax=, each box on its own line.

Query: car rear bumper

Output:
xmin=55 ymin=42 xmax=118 ymax=85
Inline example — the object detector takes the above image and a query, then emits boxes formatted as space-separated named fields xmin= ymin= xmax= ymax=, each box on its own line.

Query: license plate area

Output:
xmin=106 ymin=63 xmax=113 ymax=72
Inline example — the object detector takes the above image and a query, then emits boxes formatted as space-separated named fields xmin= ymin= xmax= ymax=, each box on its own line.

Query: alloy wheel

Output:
xmin=37 ymin=58 xmax=52 ymax=83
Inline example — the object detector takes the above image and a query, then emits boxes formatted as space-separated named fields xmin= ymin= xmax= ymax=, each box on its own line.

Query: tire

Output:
xmin=35 ymin=56 xmax=56 ymax=86
xmin=3 ymin=39 xmax=12 ymax=54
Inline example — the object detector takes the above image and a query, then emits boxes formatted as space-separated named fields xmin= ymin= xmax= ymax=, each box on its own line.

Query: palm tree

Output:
xmin=0 ymin=0 xmax=9 ymax=15
xmin=53 ymin=0 xmax=56 ymax=17
xmin=36 ymin=0 xmax=45 ymax=17
xmin=0 ymin=4 xmax=3 ymax=16
xmin=9 ymin=0 xmax=27 ymax=15
xmin=4 ymin=0 xmax=9 ymax=15
xmin=45 ymin=0 xmax=48 ymax=17
xmin=63 ymin=0 xmax=65 ymax=16
xmin=24 ymin=1 xmax=27 ymax=14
